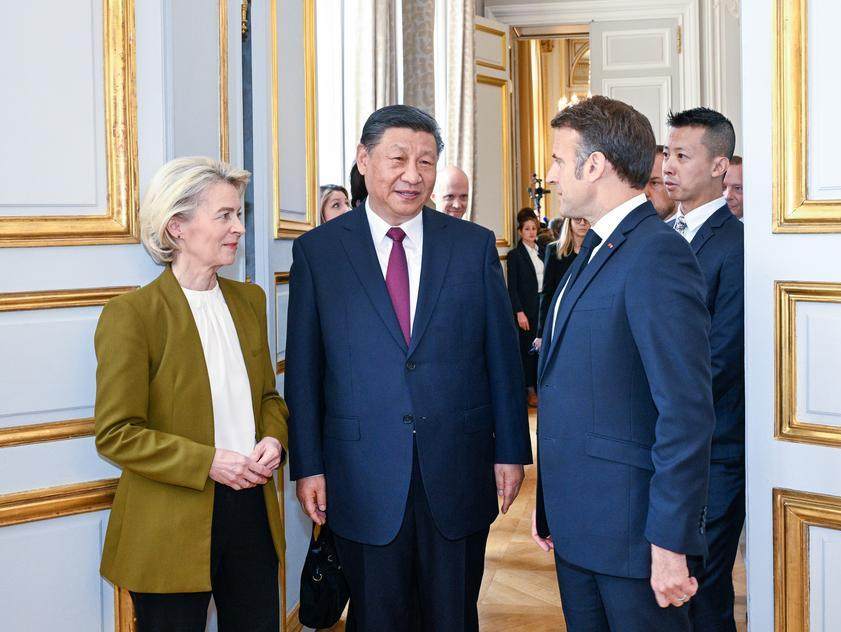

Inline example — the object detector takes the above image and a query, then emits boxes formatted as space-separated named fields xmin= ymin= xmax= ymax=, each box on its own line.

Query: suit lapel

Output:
xmin=408 ymin=208 xmax=451 ymax=355
xmin=340 ymin=206 xmax=409 ymax=352
xmin=538 ymin=203 xmax=655 ymax=382
xmin=691 ymin=205 xmax=732 ymax=256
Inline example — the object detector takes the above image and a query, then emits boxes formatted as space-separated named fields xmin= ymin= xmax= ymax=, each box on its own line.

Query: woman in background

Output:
xmin=319 ymin=184 xmax=352 ymax=222
xmin=94 ymin=156 xmax=288 ymax=632
xmin=535 ymin=216 xmax=590 ymax=348
xmin=506 ymin=213 xmax=545 ymax=407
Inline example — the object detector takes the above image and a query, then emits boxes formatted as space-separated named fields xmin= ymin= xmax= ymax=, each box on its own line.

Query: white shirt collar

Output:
xmin=365 ymin=199 xmax=424 ymax=247
xmin=590 ymin=193 xmax=648 ymax=243
xmin=676 ymin=196 xmax=726 ymax=235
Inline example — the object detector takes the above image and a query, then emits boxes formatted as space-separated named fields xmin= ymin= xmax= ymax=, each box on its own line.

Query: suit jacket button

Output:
xmin=406 ymin=361 xmax=416 ymax=370
xmin=403 ymin=414 xmax=414 ymax=424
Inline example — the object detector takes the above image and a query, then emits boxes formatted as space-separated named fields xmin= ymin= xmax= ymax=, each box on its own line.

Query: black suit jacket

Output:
xmin=537 ymin=243 xmax=576 ymax=337
xmin=506 ymin=241 xmax=544 ymax=329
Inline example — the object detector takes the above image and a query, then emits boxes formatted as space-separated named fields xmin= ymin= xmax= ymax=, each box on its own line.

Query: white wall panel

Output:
xmin=0 ymin=512 xmax=112 ymax=630
xmin=602 ymin=28 xmax=670 ymax=71
xmin=0 ymin=307 xmax=100 ymax=426
xmin=474 ymin=80 xmax=506 ymax=240
xmin=810 ymin=526 xmax=841 ymax=632
xmin=167 ymin=0 xmax=222 ymax=160
xmin=278 ymin=0 xmax=308 ymax=219
xmin=476 ymin=26 xmax=506 ymax=69
xmin=798 ymin=303 xmax=841 ymax=426
xmin=603 ymin=76 xmax=671 ymax=143
xmin=0 ymin=438 xmax=118 ymax=495
xmin=0 ymin=0 xmax=106 ymax=213
xmin=807 ymin=1 xmax=841 ymax=200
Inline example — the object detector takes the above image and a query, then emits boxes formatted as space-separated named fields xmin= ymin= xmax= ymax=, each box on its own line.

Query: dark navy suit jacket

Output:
xmin=536 ymin=201 xmax=715 ymax=579
xmin=690 ymin=204 xmax=744 ymax=462
xmin=285 ymin=206 xmax=532 ymax=545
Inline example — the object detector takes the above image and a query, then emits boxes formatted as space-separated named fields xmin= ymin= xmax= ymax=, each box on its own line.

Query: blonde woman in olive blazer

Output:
xmin=95 ymin=157 xmax=288 ymax=632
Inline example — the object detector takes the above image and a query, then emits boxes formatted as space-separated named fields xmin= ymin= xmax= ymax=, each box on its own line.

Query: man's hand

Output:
xmin=531 ymin=508 xmax=554 ymax=552
xmin=494 ymin=463 xmax=524 ymax=513
xmin=650 ymin=543 xmax=698 ymax=608
xmin=516 ymin=311 xmax=530 ymax=331
xmin=296 ymin=474 xmax=327 ymax=525
xmin=209 ymin=449 xmax=272 ymax=490
xmin=250 ymin=436 xmax=283 ymax=472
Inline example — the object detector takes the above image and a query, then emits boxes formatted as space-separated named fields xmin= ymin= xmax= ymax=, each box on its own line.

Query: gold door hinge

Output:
xmin=241 ymin=0 xmax=250 ymax=38
xmin=676 ymin=25 xmax=682 ymax=54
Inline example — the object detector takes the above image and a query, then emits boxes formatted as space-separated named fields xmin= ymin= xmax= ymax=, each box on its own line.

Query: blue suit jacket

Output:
xmin=536 ymin=201 xmax=714 ymax=579
xmin=285 ymin=206 xmax=532 ymax=545
xmin=690 ymin=205 xmax=744 ymax=462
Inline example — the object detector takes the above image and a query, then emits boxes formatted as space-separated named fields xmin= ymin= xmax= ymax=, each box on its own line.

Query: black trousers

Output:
xmin=333 ymin=443 xmax=490 ymax=632
xmin=554 ymin=555 xmax=691 ymax=632
xmin=130 ymin=484 xmax=279 ymax=632
xmin=689 ymin=459 xmax=746 ymax=632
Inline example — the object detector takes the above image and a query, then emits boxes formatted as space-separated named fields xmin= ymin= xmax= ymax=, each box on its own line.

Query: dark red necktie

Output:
xmin=386 ymin=227 xmax=411 ymax=345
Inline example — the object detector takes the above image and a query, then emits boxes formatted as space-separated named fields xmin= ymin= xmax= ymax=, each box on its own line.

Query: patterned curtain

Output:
xmin=444 ymin=0 xmax=475 ymax=219
xmin=402 ymin=0 xmax=435 ymax=114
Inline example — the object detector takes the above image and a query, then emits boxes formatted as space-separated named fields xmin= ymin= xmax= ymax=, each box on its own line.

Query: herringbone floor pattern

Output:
xmin=322 ymin=413 xmax=747 ymax=631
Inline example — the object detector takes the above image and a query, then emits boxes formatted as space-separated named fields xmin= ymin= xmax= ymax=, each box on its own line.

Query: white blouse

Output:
xmin=525 ymin=242 xmax=545 ymax=293
xmin=181 ymin=283 xmax=256 ymax=456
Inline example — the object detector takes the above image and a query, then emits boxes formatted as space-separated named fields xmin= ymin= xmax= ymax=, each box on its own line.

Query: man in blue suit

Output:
xmin=285 ymin=105 xmax=532 ymax=631
xmin=664 ymin=107 xmax=744 ymax=632
xmin=531 ymin=96 xmax=715 ymax=631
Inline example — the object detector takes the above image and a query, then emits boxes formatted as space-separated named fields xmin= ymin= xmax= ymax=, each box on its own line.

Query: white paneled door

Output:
xmin=743 ymin=1 xmax=841 ymax=631
xmin=474 ymin=15 xmax=514 ymax=254
xmin=589 ymin=18 xmax=681 ymax=143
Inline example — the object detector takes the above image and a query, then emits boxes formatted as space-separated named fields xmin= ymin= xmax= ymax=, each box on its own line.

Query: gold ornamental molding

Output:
xmin=275 ymin=272 xmax=290 ymax=374
xmin=0 ymin=286 xmax=137 ymax=312
xmin=115 ymin=587 xmax=136 ymax=632
xmin=0 ymin=418 xmax=95 ymax=449
xmin=775 ymin=281 xmax=841 ymax=447
xmin=0 ymin=0 xmax=139 ymax=247
xmin=477 ymin=74 xmax=514 ymax=248
xmin=219 ymin=0 xmax=230 ymax=163
xmin=272 ymin=0 xmax=319 ymax=239
xmin=476 ymin=23 xmax=507 ymax=71
xmin=0 ymin=285 xmax=134 ymax=447
xmin=773 ymin=0 xmax=841 ymax=232
xmin=0 ymin=479 xmax=118 ymax=528
xmin=773 ymin=488 xmax=841 ymax=631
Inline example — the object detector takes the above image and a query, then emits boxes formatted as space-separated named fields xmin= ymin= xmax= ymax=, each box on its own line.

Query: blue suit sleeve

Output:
xmin=625 ymin=232 xmax=715 ymax=557
xmin=483 ymin=233 xmax=532 ymax=464
xmin=284 ymin=238 xmax=326 ymax=480
xmin=710 ymin=246 xmax=744 ymax=402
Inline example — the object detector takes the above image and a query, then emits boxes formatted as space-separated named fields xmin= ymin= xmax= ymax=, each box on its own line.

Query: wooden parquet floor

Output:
xmin=320 ymin=413 xmax=747 ymax=631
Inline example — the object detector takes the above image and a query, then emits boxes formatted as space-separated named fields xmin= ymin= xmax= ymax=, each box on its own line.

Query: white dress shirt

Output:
xmin=366 ymin=200 xmax=424 ymax=333
xmin=674 ymin=196 xmax=726 ymax=243
xmin=524 ymin=241 xmax=545 ymax=292
xmin=181 ymin=283 xmax=256 ymax=456
xmin=550 ymin=193 xmax=648 ymax=337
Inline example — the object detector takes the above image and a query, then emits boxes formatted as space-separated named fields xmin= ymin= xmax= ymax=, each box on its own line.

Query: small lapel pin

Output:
xmin=607 ymin=242 xmax=614 ymax=249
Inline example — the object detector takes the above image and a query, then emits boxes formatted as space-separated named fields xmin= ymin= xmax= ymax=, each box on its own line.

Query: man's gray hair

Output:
xmin=359 ymin=105 xmax=444 ymax=155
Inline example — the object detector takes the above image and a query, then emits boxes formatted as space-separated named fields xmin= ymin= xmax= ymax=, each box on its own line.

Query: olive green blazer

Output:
xmin=94 ymin=267 xmax=289 ymax=593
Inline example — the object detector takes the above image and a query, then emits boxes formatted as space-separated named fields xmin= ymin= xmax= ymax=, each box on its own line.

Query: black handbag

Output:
xmin=298 ymin=523 xmax=349 ymax=629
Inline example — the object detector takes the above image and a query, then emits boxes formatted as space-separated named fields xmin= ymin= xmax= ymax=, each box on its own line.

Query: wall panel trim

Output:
xmin=773 ymin=488 xmax=841 ymax=631
xmin=0 ymin=478 xmax=117 ymax=528
xmin=0 ymin=0 xmax=140 ymax=247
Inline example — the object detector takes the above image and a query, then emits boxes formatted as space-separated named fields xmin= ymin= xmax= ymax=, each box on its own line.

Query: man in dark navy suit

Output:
xmin=532 ymin=96 xmax=715 ymax=631
xmin=664 ymin=107 xmax=744 ymax=632
xmin=285 ymin=105 xmax=532 ymax=631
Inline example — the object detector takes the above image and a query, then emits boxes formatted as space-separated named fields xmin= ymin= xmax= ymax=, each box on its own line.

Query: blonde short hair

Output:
xmin=139 ymin=156 xmax=250 ymax=264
